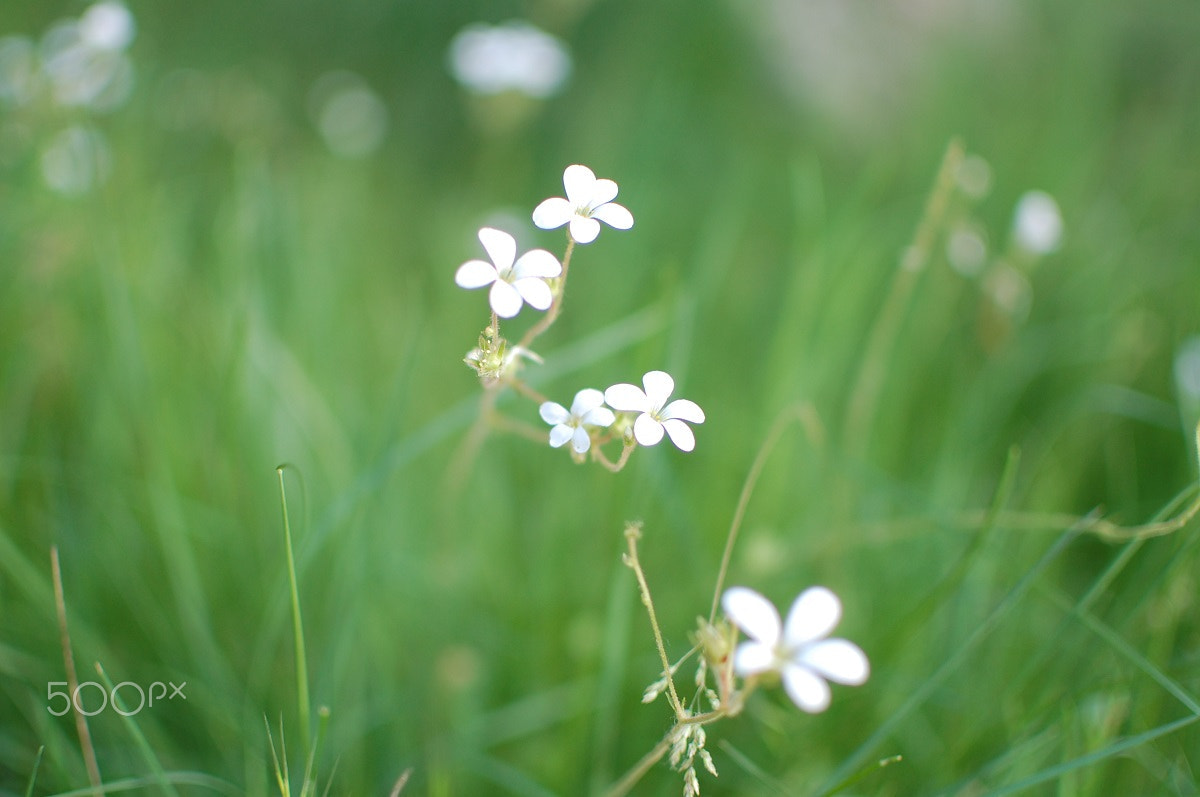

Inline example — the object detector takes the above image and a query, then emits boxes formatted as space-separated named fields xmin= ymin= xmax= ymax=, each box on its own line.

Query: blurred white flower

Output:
xmin=984 ymin=262 xmax=1032 ymax=319
xmin=956 ymin=153 xmax=992 ymax=200
xmin=722 ymin=586 xmax=869 ymax=713
xmin=40 ymin=7 xmax=134 ymax=112
xmin=946 ymin=225 xmax=987 ymax=277
xmin=455 ymin=227 xmax=562 ymax=318
xmin=1013 ymin=190 xmax=1063 ymax=255
xmin=308 ymin=71 xmax=388 ymax=158
xmin=40 ymin=124 xmax=110 ymax=195
xmin=539 ymin=389 xmax=615 ymax=453
xmin=79 ymin=1 xmax=136 ymax=52
xmin=447 ymin=20 xmax=571 ymax=99
xmin=604 ymin=370 xmax=704 ymax=451
xmin=533 ymin=164 xmax=634 ymax=244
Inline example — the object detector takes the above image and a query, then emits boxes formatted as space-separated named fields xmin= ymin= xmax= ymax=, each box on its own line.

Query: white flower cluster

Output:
xmin=453 ymin=165 xmax=703 ymax=464
xmin=0 ymin=1 xmax=136 ymax=113
xmin=539 ymin=371 xmax=705 ymax=454
xmin=0 ymin=2 xmax=136 ymax=195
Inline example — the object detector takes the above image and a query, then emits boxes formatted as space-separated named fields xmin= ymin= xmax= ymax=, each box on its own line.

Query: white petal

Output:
xmin=512 ymin=249 xmax=562 ymax=279
xmin=662 ymin=398 xmax=704 ymax=423
xmin=548 ymin=424 xmax=573 ymax=448
xmin=569 ymin=215 xmax=600 ymax=244
xmin=798 ymin=639 xmax=869 ymax=686
xmin=633 ymin=414 xmax=665 ymax=446
xmin=477 ymin=227 xmax=516 ymax=272
xmin=641 ymin=370 xmax=675 ymax=409
xmin=589 ymin=177 xmax=619 ymax=206
xmin=661 ymin=419 xmax=695 ymax=452
xmin=604 ymin=383 xmax=649 ymax=412
xmin=782 ymin=664 xmax=831 ymax=713
xmin=539 ymin=401 xmax=570 ymax=425
xmin=455 ymin=259 xmax=498 ymax=289
xmin=582 ymin=406 xmax=615 ymax=428
xmin=570 ymin=425 xmax=591 ymax=453
xmin=722 ymin=587 xmax=782 ymax=646
xmin=532 ymin=197 xmax=572 ymax=230
xmin=783 ymin=587 xmax=842 ymax=645
xmin=514 ymin=277 xmax=553 ymax=311
xmin=592 ymin=201 xmax=633 ymax=230
xmin=562 ymin=164 xmax=596 ymax=205
xmin=488 ymin=280 xmax=523 ymax=318
xmin=570 ymin=388 xmax=606 ymax=416
xmin=732 ymin=641 xmax=776 ymax=677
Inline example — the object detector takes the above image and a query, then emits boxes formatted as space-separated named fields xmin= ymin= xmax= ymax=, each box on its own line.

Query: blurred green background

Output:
xmin=3 ymin=0 xmax=1200 ymax=794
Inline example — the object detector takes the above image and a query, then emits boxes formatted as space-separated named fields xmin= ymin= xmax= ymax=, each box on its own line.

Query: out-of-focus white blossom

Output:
xmin=308 ymin=71 xmax=388 ymax=158
xmin=79 ymin=2 xmax=136 ymax=52
xmin=722 ymin=586 xmax=869 ymax=713
xmin=956 ymin=153 xmax=992 ymax=200
xmin=40 ymin=124 xmax=110 ymax=195
xmin=946 ymin=226 xmax=987 ymax=277
xmin=1013 ymin=190 xmax=1063 ymax=255
xmin=39 ymin=2 xmax=136 ymax=112
xmin=448 ymin=21 xmax=571 ymax=99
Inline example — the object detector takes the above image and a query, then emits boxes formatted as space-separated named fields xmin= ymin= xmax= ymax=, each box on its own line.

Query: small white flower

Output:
xmin=538 ymin=388 xmax=615 ymax=454
xmin=721 ymin=586 xmax=869 ymax=713
xmin=532 ymin=164 xmax=633 ymax=244
xmin=1013 ymin=190 xmax=1063 ymax=255
xmin=604 ymin=370 xmax=704 ymax=452
xmin=454 ymin=227 xmax=562 ymax=318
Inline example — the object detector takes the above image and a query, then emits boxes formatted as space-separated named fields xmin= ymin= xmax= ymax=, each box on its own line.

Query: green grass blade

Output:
xmin=276 ymin=466 xmax=311 ymax=758
xmin=24 ymin=745 xmax=45 ymax=797
xmin=92 ymin=662 xmax=179 ymax=797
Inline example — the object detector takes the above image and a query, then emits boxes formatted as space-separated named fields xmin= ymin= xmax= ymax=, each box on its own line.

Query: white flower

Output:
xmin=447 ymin=21 xmax=571 ymax=99
xmin=454 ymin=227 xmax=562 ymax=318
xmin=532 ymin=164 xmax=634 ymax=244
xmin=1012 ymin=190 xmax=1063 ymax=255
xmin=604 ymin=370 xmax=704 ymax=452
xmin=722 ymin=586 xmax=869 ymax=713
xmin=538 ymin=388 xmax=615 ymax=453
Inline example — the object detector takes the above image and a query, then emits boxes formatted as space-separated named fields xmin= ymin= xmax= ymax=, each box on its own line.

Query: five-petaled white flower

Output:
xmin=538 ymin=388 xmax=616 ymax=454
xmin=721 ymin=586 xmax=869 ymax=714
xmin=532 ymin=164 xmax=634 ymax=244
xmin=604 ymin=370 xmax=704 ymax=452
xmin=455 ymin=227 xmax=562 ymax=318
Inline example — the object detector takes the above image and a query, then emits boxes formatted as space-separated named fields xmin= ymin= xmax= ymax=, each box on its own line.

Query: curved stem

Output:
xmin=708 ymin=403 xmax=823 ymax=623
xmin=517 ymin=236 xmax=575 ymax=351
xmin=623 ymin=523 xmax=684 ymax=718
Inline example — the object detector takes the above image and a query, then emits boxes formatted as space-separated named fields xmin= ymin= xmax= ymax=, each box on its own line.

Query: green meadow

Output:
xmin=3 ymin=0 xmax=1200 ymax=794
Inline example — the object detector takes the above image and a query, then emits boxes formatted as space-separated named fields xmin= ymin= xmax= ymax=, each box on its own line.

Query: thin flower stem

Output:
xmin=603 ymin=732 xmax=675 ymax=797
xmin=506 ymin=377 xmax=548 ymax=406
xmin=517 ymin=236 xmax=575 ymax=351
xmin=444 ymin=388 xmax=501 ymax=490
xmin=845 ymin=138 xmax=964 ymax=458
xmin=623 ymin=523 xmax=685 ymax=719
xmin=708 ymin=403 xmax=823 ymax=624
xmin=489 ymin=412 xmax=550 ymax=444
xmin=594 ymin=440 xmax=636 ymax=473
